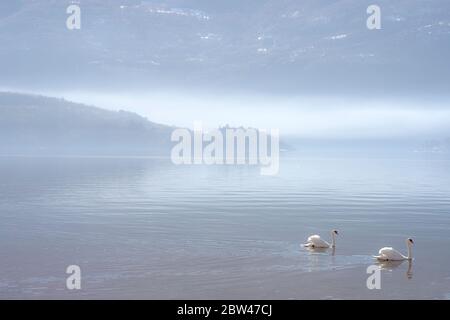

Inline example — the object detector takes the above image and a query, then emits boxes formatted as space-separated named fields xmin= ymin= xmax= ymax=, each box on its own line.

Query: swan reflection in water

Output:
xmin=303 ymin=245 xmax=337 ymax=272
xmin=377 ymin=259 xmax=413 ymax=279
xmin=304 ymin=245 xmax=336 ymax=256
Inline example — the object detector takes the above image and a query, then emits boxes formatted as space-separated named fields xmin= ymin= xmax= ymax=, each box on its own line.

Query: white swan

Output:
xmin=303 ymin=230 xmax=338 ymax=248
xmin=374 ymin=238 xmax=414 ymax=261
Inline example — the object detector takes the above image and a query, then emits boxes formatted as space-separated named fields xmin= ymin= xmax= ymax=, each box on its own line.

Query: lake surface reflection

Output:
xmin=1 ymin=154 xmax=450 ymax=299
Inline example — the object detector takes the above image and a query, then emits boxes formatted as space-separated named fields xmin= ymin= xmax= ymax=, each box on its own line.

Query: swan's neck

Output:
xmin=406 ymin=243 xmax=412 ymax=260
xmin=331 ymin=232 xmax=336 ymax=247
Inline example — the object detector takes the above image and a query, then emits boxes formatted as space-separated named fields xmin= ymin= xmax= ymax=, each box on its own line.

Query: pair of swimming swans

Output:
xmin=303 ymin=230 xmax=414 ymax=261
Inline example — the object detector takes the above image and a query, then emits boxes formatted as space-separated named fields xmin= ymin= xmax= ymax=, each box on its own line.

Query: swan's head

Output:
xmin=332 ymin=230 xmax=339 ymax=236
xmin=407 ymin=238 xmax=414 ymax=245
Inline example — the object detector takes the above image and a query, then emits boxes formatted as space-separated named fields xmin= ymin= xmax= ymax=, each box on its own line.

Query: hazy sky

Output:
xmin=5 ymin=87 xmax=447 ymax=140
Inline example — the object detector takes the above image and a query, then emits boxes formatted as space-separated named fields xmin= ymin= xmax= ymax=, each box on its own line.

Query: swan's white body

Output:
xmin=374 ymin=247 xmax=406 ymax=261
xmin=374 ymin=239 xmax=414 ymax=261
xmin=304 ymin=235 xmax=331 ymax=248
xmin=303 ymin=230 xmax=338 ymax=248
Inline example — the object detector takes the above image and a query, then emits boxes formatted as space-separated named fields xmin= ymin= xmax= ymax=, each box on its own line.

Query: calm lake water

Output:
xmin=1 ymin=154 xmax=450 ymax=299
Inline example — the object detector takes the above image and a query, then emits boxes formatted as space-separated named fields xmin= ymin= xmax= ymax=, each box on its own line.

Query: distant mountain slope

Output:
xmin=0 ymin=0 xmax=449 ymax=94
xmin=0 ymin=92 xmax=174 ymax=155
